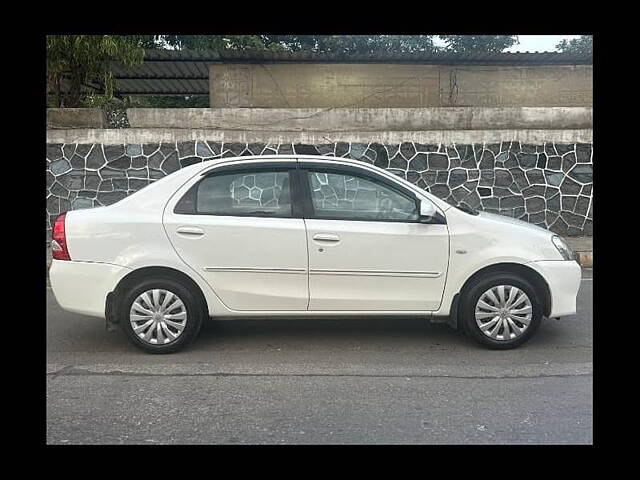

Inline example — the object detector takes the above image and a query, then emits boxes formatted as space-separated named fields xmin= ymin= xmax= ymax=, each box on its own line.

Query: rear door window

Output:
xmin=175 ymin=170 xmax=293 ymax=218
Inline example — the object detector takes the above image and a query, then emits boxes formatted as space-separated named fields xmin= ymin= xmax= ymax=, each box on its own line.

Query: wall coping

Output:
xmin=46 ymin=128 xmax=593 ymax=146
xmin=46 ymin=107 xmax=593 ymax=131
xmin=126 ymin=107 xmax=592 ymax=131
xmin=47 ymin=108 xmax=106 ymax=129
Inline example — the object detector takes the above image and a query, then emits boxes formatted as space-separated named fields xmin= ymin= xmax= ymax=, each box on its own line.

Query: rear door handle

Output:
xmin=313 ymin=233 xmax=340 ymax=243
xmin=176 ymin=226 xmax=205 ymax=237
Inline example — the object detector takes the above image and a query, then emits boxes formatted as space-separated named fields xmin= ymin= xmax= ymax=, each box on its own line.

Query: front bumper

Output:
xmin=528 ymin=260 xmax=582 ymax=317
xmin=50 ymin=260 xmax=131 ymax=318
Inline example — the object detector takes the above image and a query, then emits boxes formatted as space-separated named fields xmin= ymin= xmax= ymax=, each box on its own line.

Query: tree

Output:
xmin=157 ymin=35 xmax=266 ymax=51
xmin=258 ymin=35 xmax=439 ymax=54
xmin=155 ymin=35 xmax=518 ymax=54
xmin=556 ymin=35 xmax=592 ymax=54
xmin=128 ymin=95 xmax=209 ymax=108
xmin=438 ymin=35 xmax=519 ymax=53
xmin=154 ymin=35 xmax=441 ymax=54
xmin=47 ymin=35 xmax=147 ymax=107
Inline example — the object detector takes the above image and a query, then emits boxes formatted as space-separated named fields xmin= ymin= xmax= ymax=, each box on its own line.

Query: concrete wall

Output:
xmin=47 ymin=106 xmax=593 ymax=146
xmin=209 ymin=64 xmax=592 ymax=108
xmin=47 ymin=108 xmax=106 ymax=129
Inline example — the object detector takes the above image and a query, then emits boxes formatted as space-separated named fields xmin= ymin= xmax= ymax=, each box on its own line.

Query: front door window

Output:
xmin=307 ymin=170 xmax=419 ymax=221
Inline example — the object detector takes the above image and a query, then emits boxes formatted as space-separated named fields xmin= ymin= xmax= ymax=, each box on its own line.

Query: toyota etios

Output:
xmin=50 ymin=155 xmax=581 ymax=353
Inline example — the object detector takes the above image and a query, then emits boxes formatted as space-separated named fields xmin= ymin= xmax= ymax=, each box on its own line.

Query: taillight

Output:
xmin=51 ymin=212 xmax=71 ymax=261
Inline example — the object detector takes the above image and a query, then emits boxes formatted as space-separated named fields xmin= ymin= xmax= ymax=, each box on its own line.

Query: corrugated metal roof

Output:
xmin=139 ymin=49 xmax=592 ymax=64
xmin=110 ymin=49 xmax=592 ymax=96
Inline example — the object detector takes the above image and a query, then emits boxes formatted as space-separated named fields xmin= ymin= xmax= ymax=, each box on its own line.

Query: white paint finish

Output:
xmin=305 ymin=219 xmax=449 ymax=310
xmin=526 ymin=260 xmax=582 ymax=317
xmin=49 ymin=260 xmax=131 ymax=318
xmin=433 ymin=205 xmax=566 ymax=317
xmin=299 ymin=156 xmax=450 ymax=311
xmin=64 ymin=163 xmax=206 ymax=265
xmin=161 ymin=157 xmax=309 ymax=311
xmin=164 ymin=215 xmax=309 ymax=311
xmin=50 ymin=154 xmax=581 ymax=325
xmin=62 ymin=161 xmax=235 ymax=317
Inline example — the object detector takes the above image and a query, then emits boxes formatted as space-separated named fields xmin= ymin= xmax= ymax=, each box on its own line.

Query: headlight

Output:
xmin=551 ymin=235 xmax=575 ymax=261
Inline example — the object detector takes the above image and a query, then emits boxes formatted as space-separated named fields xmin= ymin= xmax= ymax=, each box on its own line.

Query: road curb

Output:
xmin=575 ymin=252 xmax=593 ymax=268
xmin=564 ymin=237 xmax=593 ymax=268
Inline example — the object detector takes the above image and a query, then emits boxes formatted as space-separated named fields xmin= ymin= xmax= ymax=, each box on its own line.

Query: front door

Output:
xmin=163 ymin=162 xmax=308 ymax=311
xmin=300 ymin=162 xmax=449 ymax=311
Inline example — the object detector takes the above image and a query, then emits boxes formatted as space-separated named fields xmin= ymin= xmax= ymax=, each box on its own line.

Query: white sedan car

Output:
xmin=50 ymin=155 xmax=581 ymax=353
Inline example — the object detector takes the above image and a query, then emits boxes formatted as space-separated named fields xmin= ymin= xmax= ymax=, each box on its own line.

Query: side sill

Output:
xmin=429 ymin=293 xmax=460 ymax=329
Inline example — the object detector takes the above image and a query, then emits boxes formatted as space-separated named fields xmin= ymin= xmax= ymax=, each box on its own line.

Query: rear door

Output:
xmin=299 ymin=160 xmax=449 ymax=311
xmin=163 ymin=160 xmax=309 ymax=311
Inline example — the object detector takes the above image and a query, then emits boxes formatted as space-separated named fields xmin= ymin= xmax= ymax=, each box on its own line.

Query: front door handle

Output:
xmin=313 ymin=233 xmax=340 ymax=243
xmin=176 ymin=226 xmax=205 ymax=237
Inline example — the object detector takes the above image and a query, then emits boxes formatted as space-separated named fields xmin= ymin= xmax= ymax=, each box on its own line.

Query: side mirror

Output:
xmin=418 ymin=199 xmax=437 ymax=223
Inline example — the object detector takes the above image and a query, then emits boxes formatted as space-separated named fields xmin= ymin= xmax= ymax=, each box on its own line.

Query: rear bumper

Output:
xmin=49 ymin=260 xmax=131 ymax=318
xmin=528 ymin=260 xmax=582 ymax=317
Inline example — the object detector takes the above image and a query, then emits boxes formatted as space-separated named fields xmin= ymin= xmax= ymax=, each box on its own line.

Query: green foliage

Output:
xmin=556 ymin=35 xmax=592 ymax=54
xmin=153 ymin=34 xmax=520 ymax=54
xmin=158 ymin=35 xmax=267 ymax=51
xmin=257 ymin=35 xmax=439 ymax=54
xmin=47 ymin=35 xmax=147 ymax=107
xmin=128 ymin=96 xmax=210 ymax=108
xmin=438 ymin=35 xmax=519 ymax=53
xmin=154 ymin=34 xmax=516 ymax=54
xmin=81 ymin=93 xmax=122 ymax=108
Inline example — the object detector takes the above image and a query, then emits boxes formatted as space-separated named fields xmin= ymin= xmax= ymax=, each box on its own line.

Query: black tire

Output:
xmin=119 ymin=276 xmax=203 ymax=354
xmin=459 ymin=272 xmax=543 ymax=350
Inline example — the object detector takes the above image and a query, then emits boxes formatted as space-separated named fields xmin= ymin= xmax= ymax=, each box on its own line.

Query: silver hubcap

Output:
xmin=129 ymin=289 xmax=187 ymax=345
xmin=475 ymin=285 xmax=532 ymax=341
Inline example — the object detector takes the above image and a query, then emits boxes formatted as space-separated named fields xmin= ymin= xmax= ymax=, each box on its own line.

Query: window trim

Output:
xmin=200 ymin=161 xmax=297 ymax=177
xmin=174 ymin=164 xmax=301 ymax=219
xmin=298 ymin=163 xmax=422 ymax=223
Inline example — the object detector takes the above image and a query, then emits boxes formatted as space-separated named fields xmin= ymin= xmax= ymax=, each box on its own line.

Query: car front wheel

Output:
xmin=119 ymin=277 xmax=203 ymax=353
xmin=460 ymin=272 xmax=543 ymax=349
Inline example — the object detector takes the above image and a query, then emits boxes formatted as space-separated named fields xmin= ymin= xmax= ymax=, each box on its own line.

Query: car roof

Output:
xmin=182 ymin=154 xmax=381 ymax=177
xmin=192 ymin=154 xmax=386 ymax=178
xmin=198 ymin=154 xmax=363 ymax=164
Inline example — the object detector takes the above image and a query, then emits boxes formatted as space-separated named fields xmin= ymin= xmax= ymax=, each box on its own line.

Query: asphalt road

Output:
xmin=46 ymin=270 xmax=593 ymax=444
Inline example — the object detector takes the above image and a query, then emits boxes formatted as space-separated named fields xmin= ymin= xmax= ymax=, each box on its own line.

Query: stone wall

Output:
xmin=46 ymin=139 xmax=593 ymax=239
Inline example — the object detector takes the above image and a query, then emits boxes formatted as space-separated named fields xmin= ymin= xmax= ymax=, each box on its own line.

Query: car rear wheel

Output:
xmin=120 ymin=277 xmax=203 ymax=353
xmin=460 ymin=272 xmax=542 ymax=349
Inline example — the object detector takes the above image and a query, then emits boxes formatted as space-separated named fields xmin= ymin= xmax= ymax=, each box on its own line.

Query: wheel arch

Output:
xmin=451 ymin=262 xmax=552 ymax=327
xmin=107 ymin=266 xmax=210 ymax=324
